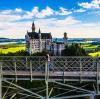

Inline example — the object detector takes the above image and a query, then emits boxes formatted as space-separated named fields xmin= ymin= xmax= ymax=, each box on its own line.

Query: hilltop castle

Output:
xmin=25 ymin=22 xmax=68 ymax=55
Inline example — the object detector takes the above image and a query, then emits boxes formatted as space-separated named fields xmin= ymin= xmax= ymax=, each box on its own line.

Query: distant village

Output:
xmin=25 ymin=21 xmax=68 ymax=56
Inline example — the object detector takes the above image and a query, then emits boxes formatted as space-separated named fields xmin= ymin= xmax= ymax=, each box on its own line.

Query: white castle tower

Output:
xmin=63 ymin=32 xmax=68 ymax=46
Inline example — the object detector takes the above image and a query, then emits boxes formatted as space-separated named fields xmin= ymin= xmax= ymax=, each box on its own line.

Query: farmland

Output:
xmin=0 ymin=42 xmax=100 ymax=57
xmin=0 ymin=43 xmax=25 ymax=54
xmin=88 ymin=51 xmax=100 ymax=57
xmin=82 ymin=43 xmax=100 ymax=57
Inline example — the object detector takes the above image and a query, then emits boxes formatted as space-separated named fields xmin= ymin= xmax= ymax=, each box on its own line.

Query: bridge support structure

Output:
xmin=0 ymin=56 xmax=100 ymax=99
xmin=0 ymin=62 xmax=2 ymax=99
xmin=0 ymin=78 xmax=1 ymax=99
xmin=96 ymin=62 xmax=100 ymax=94
xmin=45 ymin=58 xmax=49 ymax=99
xmin=90 ymin=95 xmax=94 ymax=99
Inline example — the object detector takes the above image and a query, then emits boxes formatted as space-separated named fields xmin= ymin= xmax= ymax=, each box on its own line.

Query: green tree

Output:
xmin=62 ymin=43 xmax=87 ymax=56
xmin=32 ymin=50 xmax=48 ymax=56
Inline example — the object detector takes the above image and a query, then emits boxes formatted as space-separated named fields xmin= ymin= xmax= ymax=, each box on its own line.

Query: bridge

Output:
xmin=0 ymin=56 xmax=100 ymax=99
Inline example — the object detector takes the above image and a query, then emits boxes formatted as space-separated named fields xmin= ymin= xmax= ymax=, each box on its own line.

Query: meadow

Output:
xmin=0 ymin=43 xmax=25 ymax=54
xmin=82 ymin=43 xmax=98 ymax=50
xmin=0 ymin=43 xmax=100 ymax=57
xmin=88 ymin=51 xmax=100 ymax=57
xmin=82 ymin=43 xmax=100 ymax=57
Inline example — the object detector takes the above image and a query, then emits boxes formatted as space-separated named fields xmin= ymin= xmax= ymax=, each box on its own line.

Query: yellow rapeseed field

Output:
xmin=0 ymin=46 xmax=25 ymax=54
xmin=88 ymin=51 xmax=100 ymax=57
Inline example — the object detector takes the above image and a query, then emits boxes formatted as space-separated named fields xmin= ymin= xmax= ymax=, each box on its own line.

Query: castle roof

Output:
xmin=28 ymin=32 xmax=39 ymax=39
xmin=27 ymin=32 xmax=52 ymax=39
xmin=41 ymin=33 xmax=52 ymax=39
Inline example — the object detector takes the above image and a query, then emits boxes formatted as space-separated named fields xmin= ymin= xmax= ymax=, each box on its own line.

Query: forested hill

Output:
xmin=0 ymin=38 xmax=25 ymax=43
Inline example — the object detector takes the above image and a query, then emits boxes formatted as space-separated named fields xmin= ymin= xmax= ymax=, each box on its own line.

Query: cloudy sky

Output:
xmin=0 ymin=0 xmax=100 ymax=39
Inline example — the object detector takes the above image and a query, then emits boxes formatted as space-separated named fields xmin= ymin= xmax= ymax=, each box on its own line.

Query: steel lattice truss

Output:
xmin=0 ymin=56 xmax=100 ymax=99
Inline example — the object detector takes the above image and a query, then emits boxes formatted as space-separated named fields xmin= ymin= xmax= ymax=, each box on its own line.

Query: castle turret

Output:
xmin=39 ymin=28 xmax=41 ymax=34
xmin=38 ymin=28 xmax=42 ymax=52
xmin=63 ymin=32 xmax=68 ymax=46
xmin=32 ymin=21 xmax=35 ymax=32
xmin=27 ymin=30 xmax=28 ymax=34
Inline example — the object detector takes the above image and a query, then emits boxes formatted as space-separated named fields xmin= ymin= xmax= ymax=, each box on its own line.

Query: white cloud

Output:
xmin=92 ymin=0 xmax=100 ymax=4
xmin=35 ymin=16 xmax=80 ymax=28
xmin=56 ymin=7 xmax=72 ymax=15
xmin=74 ymin=9 xmax=86 ymax=12
xmin=79 ymin=0 xmax=100 ymax=9
xmin=82 ymin=23 xmax=96 ymax=27
xmin=0 ymin=8 xmax=25 ymax=22
xmin=24 ymin=6 xmax=54 ymax=18
xmin=53 ymin=16 xmax=80 ymax=27
xmin=27 ymin=6 xmax=72 ymax=18
xmin=15 ymin=8 xmax=23 ymax=12
xmin=0 ymin=6 xmax=100 ymax=38
xmin=0 ymin=10 xmax=12 ymax=14
xmin=36 ymin=6 xmax=54 ymax=18
xmin=0 ymin=8 xmax=23 ymax=15
xmin=0 ymin=14 xmax=22 ymax=22
xmin=0 ymin=17 xmax=100 ymax=38
xmin=35 ymin=20 xmax=100 ymax=38
xmin=25 ymin=6 xmax=39 ymax=18
xmin=0 ymin=6 xmax=73 ymax=22
xmin=0 ymin=15 xmax=81 ymax=38
xmin=0 ymin=21 xmax=31 ymax=39
xmin=31 ymin=7 xmax=39 ymax=15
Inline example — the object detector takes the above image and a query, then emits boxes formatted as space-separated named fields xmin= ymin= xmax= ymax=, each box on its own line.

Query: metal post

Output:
xmin=45 ymin=54 xmax=50 ymax=99
xmin=80 ymin=58 xmax=82 ymax=83
xmin=45 ymin=61 xmax=48 ymax=99
xmin=0 ymin=61 xmax=2 ymax=99
xmin=30 ymin=60 xmax=33 ymax=82
xmin=14 ymin=59 xmax=17 ymax=82
xmin=63 ymin=67 xmax=65 ymax=83
xmin=89 ymin=95 xmax=94 ymax=99
xmin=26 ymin=57 xmax=28 ymax=67
xmin=96 ymin=62 xmax=99 ymax=94
xmin=63 ymin=59 xmax=67 ymax=83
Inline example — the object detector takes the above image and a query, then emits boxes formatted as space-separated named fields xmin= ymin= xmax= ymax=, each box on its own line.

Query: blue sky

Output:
xmin=0 ymin=0 xmax=100 ymax=38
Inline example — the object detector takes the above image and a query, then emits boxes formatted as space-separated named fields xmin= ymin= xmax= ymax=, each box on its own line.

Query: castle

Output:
xmin=25 ymin=22 xmax=68 ymax=55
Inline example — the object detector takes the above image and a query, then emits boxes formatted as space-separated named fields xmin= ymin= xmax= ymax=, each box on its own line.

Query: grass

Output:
xmin=82 ymin=44 xmax=99 ymax=50
xmin=0 ymin=43 xmax=25 ymax=54
xmin=81 ymin=43 xmax=100 ymax=57
xmin=0 ymin=43 xmax=25 ymax=47
xmin=0 ymin=43 xmax=100 ymax=56
xmin=88 ymin=51 xmax=100 ymax=57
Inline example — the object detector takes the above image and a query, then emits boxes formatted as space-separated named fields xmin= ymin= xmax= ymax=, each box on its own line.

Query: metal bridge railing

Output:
xmin=0 ymin=56 xmax=100 ymax=80
xmin=0 ymin=56 xmax=100 ymax=99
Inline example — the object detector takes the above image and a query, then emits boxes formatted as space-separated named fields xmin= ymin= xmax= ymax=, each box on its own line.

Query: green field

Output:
xmin=0 ymin=43 xmax=100 ymax=57
xmin=88 ymin=51 xmax=100 ymax=57
xmin=82 ymin=44 xmax=99 ymax=50
xmin=0 ymin=43 xmax=25 ymax=54
xmin=82 ymin=43 xmax=100 ymax=57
